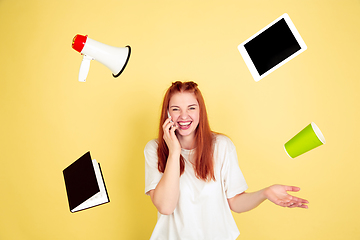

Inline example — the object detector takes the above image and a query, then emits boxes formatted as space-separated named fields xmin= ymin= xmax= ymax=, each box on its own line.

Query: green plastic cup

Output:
xmin=284 ymin=122 xmax=326 ymax=158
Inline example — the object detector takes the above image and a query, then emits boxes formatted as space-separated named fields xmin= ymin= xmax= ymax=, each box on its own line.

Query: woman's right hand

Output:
xmin=162 ymin=117 xmax=181 ymax=155
xmin=150 ymin=117 xmax=181 ymax=215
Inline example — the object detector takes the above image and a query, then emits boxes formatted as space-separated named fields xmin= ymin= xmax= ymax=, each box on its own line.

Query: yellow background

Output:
xmin=1 ymin=0 xmax=359 ymax=239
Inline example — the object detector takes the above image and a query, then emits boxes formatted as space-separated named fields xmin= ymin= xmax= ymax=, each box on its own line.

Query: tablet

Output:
xmin=238 ymin=13 xmax=307 ymax=82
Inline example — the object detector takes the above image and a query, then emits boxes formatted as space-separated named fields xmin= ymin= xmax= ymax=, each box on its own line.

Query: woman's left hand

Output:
xmin=264 ymin=184 xmax=309 ymax=209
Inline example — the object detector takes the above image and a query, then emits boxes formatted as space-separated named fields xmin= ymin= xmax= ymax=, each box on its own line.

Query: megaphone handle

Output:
xmin=78 ymin=55 xmax=93 ymax=82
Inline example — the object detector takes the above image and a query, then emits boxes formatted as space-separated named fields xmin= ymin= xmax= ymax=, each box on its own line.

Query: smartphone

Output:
xmin=167 ymin=110 xmax=177 ymax=130
xmin=167 ymin=110 xmax=172 ymax=122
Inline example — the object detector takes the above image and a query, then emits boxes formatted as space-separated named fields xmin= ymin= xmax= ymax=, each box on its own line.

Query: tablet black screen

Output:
xmin=244 ymin=18 xmax=301 ymax=76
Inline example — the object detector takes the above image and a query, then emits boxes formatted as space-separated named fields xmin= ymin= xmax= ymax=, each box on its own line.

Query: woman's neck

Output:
xmin=177 ymin=133 xmax=196 ymax=150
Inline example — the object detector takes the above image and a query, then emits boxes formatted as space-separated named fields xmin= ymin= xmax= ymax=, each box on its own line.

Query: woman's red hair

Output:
xmin=157 ymin=81 xmax=215 ymax=181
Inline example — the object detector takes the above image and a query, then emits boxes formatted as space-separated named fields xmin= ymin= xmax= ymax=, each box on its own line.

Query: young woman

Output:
xmin=145 ymin=81 xmax=308 ymax=240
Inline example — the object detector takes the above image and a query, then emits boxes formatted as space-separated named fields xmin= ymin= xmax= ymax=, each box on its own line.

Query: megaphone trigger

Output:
xmin=78 ymin=55 xmax=94 ymax=82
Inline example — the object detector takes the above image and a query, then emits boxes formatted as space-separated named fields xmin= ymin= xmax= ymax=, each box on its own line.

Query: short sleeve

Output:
xmin=219 ymin=136 xmax=248 ymax=199
xmin=144 ymin=139 xmax=163 ymax=195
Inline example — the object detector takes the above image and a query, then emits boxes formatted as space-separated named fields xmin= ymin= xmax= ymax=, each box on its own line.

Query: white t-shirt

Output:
xmin=144 ymin=134 xmax=248 ymax=240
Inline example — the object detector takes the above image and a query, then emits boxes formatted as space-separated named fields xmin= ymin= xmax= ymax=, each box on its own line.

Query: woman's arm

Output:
xmin=228 ymin=185 xmax=309 ymax=213
xmin=149 ymin=152 xmax=181 ymax=215
xmin=149 ymin=117 xmax=181 ymax=215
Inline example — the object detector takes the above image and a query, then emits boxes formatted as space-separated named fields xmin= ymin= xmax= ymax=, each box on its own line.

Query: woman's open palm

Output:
xmin=265 ymin=185 xmax=309 ymax=209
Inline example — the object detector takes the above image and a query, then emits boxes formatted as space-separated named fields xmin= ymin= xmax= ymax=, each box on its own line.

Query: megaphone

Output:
xmin=72 ymin=34 xmax=131 ymax=82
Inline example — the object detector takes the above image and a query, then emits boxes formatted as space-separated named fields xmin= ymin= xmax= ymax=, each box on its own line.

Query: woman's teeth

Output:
xmin=178 ymin=122 xmax=191 ymax=126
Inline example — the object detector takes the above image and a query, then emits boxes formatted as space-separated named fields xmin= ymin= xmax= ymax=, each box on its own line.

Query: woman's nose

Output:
xmin=179 ymin=110 xmax=188 ymax=119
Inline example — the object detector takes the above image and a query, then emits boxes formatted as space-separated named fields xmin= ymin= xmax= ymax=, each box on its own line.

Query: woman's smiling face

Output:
xmin=168 ymin=91 xmax=200 ymax=140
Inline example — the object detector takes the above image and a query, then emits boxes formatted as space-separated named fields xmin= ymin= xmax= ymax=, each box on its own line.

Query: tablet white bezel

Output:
xmin=238 ymin=13 xmax=307 ymax=82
